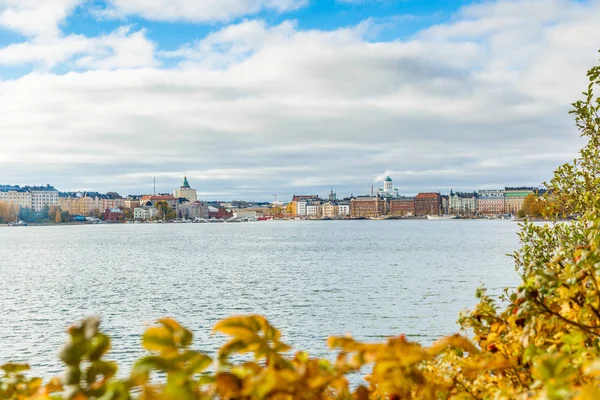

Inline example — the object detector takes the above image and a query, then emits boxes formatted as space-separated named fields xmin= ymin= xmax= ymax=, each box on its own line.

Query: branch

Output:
xmin=534 ymin=297 xmax=600 ymax=337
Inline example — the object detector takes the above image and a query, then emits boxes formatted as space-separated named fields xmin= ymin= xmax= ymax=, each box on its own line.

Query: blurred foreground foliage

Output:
xmin=2 ymin=55 xmax=600 ymax=400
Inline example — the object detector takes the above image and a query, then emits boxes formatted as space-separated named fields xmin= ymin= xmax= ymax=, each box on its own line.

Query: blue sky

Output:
xmin=0 ymin=0 xmax=599 ymax=200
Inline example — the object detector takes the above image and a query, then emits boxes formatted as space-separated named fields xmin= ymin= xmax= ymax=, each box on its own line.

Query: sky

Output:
xmin=0 ymin=0 xmax=599 ymax=201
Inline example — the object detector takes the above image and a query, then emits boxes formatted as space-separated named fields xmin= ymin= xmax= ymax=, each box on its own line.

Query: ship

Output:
xmin=426 ymin=215 xmax=457 ymax=220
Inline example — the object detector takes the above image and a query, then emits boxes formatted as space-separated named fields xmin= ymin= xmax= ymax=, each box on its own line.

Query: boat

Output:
xmin=8 ymin=220 xmax=27 ymax=226
xmin=427 ymin=215 xmax=457 ymax=220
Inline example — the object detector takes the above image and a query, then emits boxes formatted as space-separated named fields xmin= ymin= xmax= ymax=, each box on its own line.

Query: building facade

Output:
xmin=0 ymin=186 xmax=31 ymax=209
xmin=389 ymin=197 xmax=415 ymax=216
xmin=338 ymin=203 xmax=350 ymax=216
xmin=177 ymin=201 xmax=209 ymax=219
xmin=134 ymin=205 xmax=157 ymax=220
xmin=449 ymin=191 xmax=477 ymax=215
xmin=173 ymin=176 xmax=197 ymax=202
xmin=414 ymin=193 xmax=441 ymax=216
xmin=477 ymin=189 xmax=505 ymax=215
xmin=27 ymin=185 xmax=59 ymax=212
xmin=504 ymin=187 xmax=537 ymax=214
xmin=291 ymin=195 xmax=318 ymax=216
xmin=321 ymin=202 xmax=338 ymax=218
xmin=350 ymin=196 xmax=386 ymax=218
xmin=103 ymin=208 xmax=125 ymax=222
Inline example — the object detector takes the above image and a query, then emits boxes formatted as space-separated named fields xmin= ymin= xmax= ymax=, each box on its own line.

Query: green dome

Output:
xmin=182 ymin=176 xmax=190 ymax=188
xmin=385 ymin=176 xmax=392 ymax=182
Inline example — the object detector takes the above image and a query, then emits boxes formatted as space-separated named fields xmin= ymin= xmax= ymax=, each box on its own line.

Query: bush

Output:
xmin=2 ymin=54 xmax=600 ymax=400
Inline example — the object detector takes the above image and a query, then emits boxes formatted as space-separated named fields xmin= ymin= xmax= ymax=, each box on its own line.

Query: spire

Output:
xmin=182 ymin=176 xmax=190 ymax=188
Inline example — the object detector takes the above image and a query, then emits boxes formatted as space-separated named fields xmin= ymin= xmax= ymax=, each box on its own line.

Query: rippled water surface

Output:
xmin=0 ymin=220 xmax=522 ymax=376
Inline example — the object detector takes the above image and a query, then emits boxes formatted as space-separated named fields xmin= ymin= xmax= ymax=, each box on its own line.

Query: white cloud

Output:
xmin=0 ymin=26 xmax=158 ymax=69
xmin=102 ymin=0 xmax=308 ymax=22
xmin=0 ymin=0 xmax=599 ymax=198
xmin=0 ymin=0 xmax=82 ymax=37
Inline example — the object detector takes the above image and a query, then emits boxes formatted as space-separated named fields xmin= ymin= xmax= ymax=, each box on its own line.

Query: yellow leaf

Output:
xmin=142 ymin=326 xmax=175 ymax=353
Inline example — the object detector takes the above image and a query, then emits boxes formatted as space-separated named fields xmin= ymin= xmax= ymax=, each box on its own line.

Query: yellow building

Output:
xmin=0 ymin=187 xmax=31 ymax=209
xmin=321 ymin=202 xmax=339 ymax=218
xmin=173 ymin=177 xmax=197 ymax=202
xmin=504 ymin=187 xmax=537 ymax=215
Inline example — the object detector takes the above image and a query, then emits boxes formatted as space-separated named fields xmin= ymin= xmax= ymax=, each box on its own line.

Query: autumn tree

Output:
xmin=48 ymin=205 xmax=61 ymax=222
xmin=521 ymin=193 xmax=543 ymax=217
xmin=0 ymin=202 xmax=18 ymax=223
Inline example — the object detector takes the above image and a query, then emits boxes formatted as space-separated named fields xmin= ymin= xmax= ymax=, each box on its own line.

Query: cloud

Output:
xmin=0 ymin=0 xmax=82 ymax=37
xmin=0 ymin=0 xmax=599 ymax=199
xmin=0 ymin=26 xmax=158 ymax=70
xmin=101 ymin=0 xmax=308 ymax=22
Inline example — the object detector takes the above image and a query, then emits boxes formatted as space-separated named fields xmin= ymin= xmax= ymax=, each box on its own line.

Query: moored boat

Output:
xmin=426 ymin=215 xmax=457 ymax=220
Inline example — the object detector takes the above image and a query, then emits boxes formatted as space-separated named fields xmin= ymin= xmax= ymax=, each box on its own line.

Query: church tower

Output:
xmin=173 ymin=176 xmax=198 ymax=202
xmin=384 ymin=176 xmax=393 ymax=194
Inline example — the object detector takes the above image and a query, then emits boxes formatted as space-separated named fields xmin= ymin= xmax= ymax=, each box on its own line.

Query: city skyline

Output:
xmin=1 ymin=0 xmax=599 ymax=199
xmin=1 ymin=175 xmax=544 ymax=203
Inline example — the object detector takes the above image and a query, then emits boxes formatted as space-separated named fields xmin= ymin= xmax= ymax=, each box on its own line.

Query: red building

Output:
xmin=103 ymin=207 xmax=125 ymax=223
xmin=389 ymin=197 xmax=415 ymax=216
xmin=414 ymin=193 xmax=442 ymax=216
xmin=350 ymin=196 xmax=387 ymax=218
xmin=209 ymin=207 xmax=233 ymax=219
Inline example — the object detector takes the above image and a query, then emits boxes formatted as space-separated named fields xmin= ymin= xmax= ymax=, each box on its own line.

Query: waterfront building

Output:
xmin=477 ymin=189 xmax=505 ymax=215
xmin=27 ymin=185 xmax=59 ymax=212
xmin=389 ymin=197 xmax=415 ymax=216
xmin=133 ymin=203 xmax=157 ymax=220
xmin=0 ymin=186 xmax=31 ymax=209
xmin=103 ymin=208 xmax=125 ymax=223
xmin=504 ymin=187 xmax=537 ymax=214
xmin=338 ymin=203 xmax=350 ymax=216
xmin=291 ymin=195 xmax=318 ymax=216
xmin=177 ymin=200 xmax=209 ymax=219
xmin=233 ymin=210 xmax=258 ymax=220
xmin=306 ymin=202 xmax=322 ymax=218
xmin=209 ymin=206 xmax=233 ymax=219
xmin=172 ymin=176 xmax=197 ymax=202
xmin=59 ymin=192 xmax=104 ymax=216
xmin=449 ymin=191 xmax=477 ymax=216
xmin=350 ymin=196 xmax=386 ymax=218
xmin=321 ymin=202 xmax=338 ymax=218
xmin=296 ymin=201 xmax=307 ymax=216
xmin=414 ymin=193 xmax=441 ymax=216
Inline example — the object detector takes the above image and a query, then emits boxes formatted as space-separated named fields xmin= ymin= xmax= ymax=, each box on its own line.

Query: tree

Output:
xmin=48 ymin=205 xmax=61 ymax=221
xmin=18 ymin=207 xmax=35 ymax=222
xmin=122 ymin=208 xmax=133 ymax=220
xmin=521 ymin=193 xmax=543 ymax=217
xmin=0 ymin=202 xmax=18 ymax=223
xmin=154 ymin=201 xmax=171 ymax=220
xmin=60 ymin=211 xmax=71 ymax=223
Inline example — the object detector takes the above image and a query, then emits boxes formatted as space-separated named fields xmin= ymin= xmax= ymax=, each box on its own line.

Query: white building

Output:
xmin=338 ymin=204 xmax=350 ymax=216
xmin=296 ymin=201 xmax=307 ymax=216
xmin=449 ymin=191 xmax=477 ymax=215
xmin=306 ymin=203 xmax=320 ymax=217
xmin=384 ymin=176 xmax=393 ymax=194
xmin=27 ymin=185 xmax=59 ymax=212
xmin=134 ymin=205 xmax=157 ymax=220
